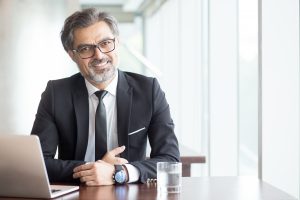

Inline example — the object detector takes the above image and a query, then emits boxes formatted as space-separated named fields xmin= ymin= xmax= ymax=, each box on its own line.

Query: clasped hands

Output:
xmin=73 ymin=146 xmax=128 ymax=186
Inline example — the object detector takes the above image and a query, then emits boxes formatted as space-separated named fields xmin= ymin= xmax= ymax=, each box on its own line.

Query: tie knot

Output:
xmin=94 ymin=90 xmax=108 ymax=100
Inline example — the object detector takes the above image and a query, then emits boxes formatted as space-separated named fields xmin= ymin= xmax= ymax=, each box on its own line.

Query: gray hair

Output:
xmin=60 ymin=8 xmax=119 ymax=51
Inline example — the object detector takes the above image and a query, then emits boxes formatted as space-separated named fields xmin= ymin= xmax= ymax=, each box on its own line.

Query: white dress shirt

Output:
xmin=83 ymin=71 xmax=139 ymax=182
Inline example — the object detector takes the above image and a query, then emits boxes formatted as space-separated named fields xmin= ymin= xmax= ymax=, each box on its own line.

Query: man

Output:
xmin=31 ymin=8 xmax=180 ymax=186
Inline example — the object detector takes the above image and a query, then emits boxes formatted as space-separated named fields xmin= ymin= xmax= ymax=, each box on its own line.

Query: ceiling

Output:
xmin=79 ymin=0 xmax=124 ymax=6
xmin=78 ymin=0 xmax=148 ymax=22
xmin=79 ymin=0 xmax=145 ymax=12
xmin=78 ymin=0 xmax=165 ymax=22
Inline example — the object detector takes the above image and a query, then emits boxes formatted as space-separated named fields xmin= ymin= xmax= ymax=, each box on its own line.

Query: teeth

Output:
xmin=96 ymin=64 xmax=105 ymax=67
xmin=94 ymin=62 xmax=107 ymax=67
xmin=94 ymin=61 xmax=109 ymax=67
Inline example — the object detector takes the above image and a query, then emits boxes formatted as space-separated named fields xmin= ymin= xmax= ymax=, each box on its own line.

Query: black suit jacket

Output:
xmin=31 ymin=70 xmax=180 ymax=183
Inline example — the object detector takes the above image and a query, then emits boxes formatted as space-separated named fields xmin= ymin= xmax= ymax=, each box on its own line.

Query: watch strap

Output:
xmin=113 ymin=164 xmax=126 ymax=184
xmin=115 ymin=164 xmax=123 ymax=171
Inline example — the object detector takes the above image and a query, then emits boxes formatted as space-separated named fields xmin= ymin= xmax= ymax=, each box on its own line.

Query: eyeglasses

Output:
xmin=72 ymin=38 xmax=115 ymax=59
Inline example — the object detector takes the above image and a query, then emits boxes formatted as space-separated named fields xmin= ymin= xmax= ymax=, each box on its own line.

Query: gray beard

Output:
xmin=88 ymin=65 xmax=116 ymax=83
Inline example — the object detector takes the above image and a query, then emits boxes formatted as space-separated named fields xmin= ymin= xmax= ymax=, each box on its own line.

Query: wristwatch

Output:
xmin=113 ymin=165 xmax=127 ymax=184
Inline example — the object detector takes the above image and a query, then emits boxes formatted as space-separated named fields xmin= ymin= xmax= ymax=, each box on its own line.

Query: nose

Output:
xmin=93 ymin=46 xmax=105 ymax=59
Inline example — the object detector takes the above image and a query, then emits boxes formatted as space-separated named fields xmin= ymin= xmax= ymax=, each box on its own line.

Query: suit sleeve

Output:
xmin=31 ymin=81 xmax=85 ymax=184
xmin=130 ymin=78 xmax=180 ymax=183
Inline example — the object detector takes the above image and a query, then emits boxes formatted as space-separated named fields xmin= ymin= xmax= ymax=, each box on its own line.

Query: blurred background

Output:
xmin=0 ymin=0 xmax=299 ymax=198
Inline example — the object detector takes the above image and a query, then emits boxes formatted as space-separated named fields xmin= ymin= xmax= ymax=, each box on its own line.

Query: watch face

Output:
xmin=115 ymin=170 xmax=126 ymax=184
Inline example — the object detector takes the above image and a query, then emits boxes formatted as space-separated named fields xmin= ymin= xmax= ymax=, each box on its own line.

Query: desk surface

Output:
xmin=0 ymin=177 xmax=296 ymax=200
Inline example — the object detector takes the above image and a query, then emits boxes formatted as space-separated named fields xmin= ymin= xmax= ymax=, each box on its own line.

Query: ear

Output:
xmin=67 ymin=50 xmax=77 ymax=62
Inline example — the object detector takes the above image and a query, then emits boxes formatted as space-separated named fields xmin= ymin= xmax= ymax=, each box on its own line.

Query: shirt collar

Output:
xmin=85 ymin=70 xmax=118 ymax=97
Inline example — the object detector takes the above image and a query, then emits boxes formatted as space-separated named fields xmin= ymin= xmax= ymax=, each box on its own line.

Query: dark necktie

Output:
xmin=94 ymin=90 xmax=108 ymax=161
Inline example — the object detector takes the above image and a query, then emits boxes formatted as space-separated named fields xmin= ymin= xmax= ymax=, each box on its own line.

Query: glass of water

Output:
xmin=157 ymin=162 xmax=182 ymax=193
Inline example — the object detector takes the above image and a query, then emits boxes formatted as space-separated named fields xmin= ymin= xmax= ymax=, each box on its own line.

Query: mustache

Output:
xmin=90 ymin=58 xmax=110 ymax=66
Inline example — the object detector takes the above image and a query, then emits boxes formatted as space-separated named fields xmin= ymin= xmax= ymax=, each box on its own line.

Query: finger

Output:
xmin=85 ymin=181 xmax=97 ymax=186
xmin=73 ymin=162 xmax=93 ymax=172
xmin=80 ymin=175 xmax=94 ymax=183
xmin=109 ymin=145 xmax=126 ymax=156
xmin=115 ymin=157 xmax=129 ymax=164
xmin=96 ymin=160 xmax=105 ymax=164
xmin=73 ymin=169 xmax=94 ymax=179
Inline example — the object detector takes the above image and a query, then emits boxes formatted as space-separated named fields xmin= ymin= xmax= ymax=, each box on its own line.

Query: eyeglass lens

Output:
xmin=77 ymin=39 xmax=115 ymax=59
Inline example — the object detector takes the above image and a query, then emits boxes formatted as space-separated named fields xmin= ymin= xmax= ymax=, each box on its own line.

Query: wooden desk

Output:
xmin=1 ymin=177 xmax=296 ymax=200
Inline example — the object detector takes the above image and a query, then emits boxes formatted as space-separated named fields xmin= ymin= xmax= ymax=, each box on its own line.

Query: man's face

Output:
xmin=69 ymin=21 xmax=119 ymax=85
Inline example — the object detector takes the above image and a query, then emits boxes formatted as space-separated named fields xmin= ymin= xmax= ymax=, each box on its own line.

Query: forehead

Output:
xmin=73 ymin=21 xmax=114 ymax=47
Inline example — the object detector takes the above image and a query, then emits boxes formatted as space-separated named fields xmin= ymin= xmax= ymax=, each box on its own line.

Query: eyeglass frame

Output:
xmin=72 ymin=38 xmax=116 ymax=59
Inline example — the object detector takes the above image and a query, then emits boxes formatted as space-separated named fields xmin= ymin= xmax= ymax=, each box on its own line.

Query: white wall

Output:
xmin=0 ymin=0 xmax=79 ymax=135
xmin=238 ymin=0 xmax=259 ymax=177
xmin=261 ymin=0 xmax=299 ymax=198
xmin=209 ymin=0 xmax=239 ymax=176
xmin=144 ymin=0 xmax=203 ymax=156
xmin=144 ymin=0 xmax=248 ymax=177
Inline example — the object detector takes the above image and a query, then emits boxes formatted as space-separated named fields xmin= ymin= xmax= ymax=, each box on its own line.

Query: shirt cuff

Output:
xmin=123 ymin=164 xmax=140 ymax=183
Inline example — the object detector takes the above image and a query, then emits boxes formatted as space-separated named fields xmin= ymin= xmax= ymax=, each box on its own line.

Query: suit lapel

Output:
xmin=72 ymin=74 xmax=89 ymax=160
xmin=117 ymin=71 xmax=132 ymax=159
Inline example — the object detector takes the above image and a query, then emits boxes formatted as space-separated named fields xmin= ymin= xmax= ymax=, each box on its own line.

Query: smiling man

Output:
xmin=31 ymin=8 xmax=180 ymax=186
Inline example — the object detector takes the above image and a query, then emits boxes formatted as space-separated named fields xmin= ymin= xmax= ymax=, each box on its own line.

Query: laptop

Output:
xmin=0 ymin=135 xmax=79 ymax=198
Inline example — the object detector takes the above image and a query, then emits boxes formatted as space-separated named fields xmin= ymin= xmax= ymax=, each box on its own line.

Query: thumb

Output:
xmin=110 ymin=145 xmax=126 ymax=156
